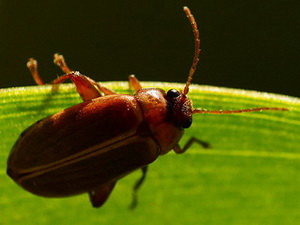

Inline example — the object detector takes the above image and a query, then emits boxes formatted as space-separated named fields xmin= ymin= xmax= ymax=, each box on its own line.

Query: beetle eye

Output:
xmin=167 ymin=89 xmax=180 ymax=98
xmin=180 ymin=117 xmax=192 ymax=128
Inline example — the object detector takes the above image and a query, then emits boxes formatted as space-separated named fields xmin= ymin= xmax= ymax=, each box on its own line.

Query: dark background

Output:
xmin=0 ymin=0 xmax=299 ymax=97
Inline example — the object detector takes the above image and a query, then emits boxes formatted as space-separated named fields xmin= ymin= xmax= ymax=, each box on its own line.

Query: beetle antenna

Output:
xmin=183 ymin=6 xmax=200 ymax=95
xmin=193 ymin=107 xmax=288 ymax=114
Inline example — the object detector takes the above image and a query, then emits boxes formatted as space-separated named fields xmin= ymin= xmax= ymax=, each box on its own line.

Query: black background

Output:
xmin=0 ymin=0 xmax=299 ymax=97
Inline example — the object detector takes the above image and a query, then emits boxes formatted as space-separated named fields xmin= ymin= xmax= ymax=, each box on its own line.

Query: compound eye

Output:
xmin=167 ymin=89 xmax=180 ymax=98
xmin=180 ymin=117 xmax=192 ymax=128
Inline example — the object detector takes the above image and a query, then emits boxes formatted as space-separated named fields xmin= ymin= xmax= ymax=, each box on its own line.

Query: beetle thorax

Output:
xmin=135 ymin=88 xmax=184 ymax=154
xmin=135 ymin=89 xmax=168 ymax=125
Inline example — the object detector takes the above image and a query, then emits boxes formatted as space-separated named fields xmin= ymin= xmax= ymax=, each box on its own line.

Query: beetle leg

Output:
xmin=128 ymin=74 xmax=142 ymax=92
xmin=27 ymin=58 xmax=45 ymax=85
xmin=50 ymin=72 xmax=103 ymax=101
xmin=27 ymin=55 xmax=117 ymax=101
xmin=53 ymin=53 xmax=116 ymax=97
xmin=130 ymin=166 xmax=148 ymax=209
xmin=53 ymin=53 xmax=72 ymax=73
xmin=173 ymin=137 xmax=210 ymax=154
xmin=53 ymin=72 xmax=116 ymax=99
xmin=92 ymin=80 xmax=117 ymax=95
xmin=88 ymin=181 xmax=117 ymax=208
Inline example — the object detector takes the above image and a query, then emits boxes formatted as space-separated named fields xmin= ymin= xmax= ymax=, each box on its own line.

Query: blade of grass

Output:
xmin=0 ymin=82 xmax=299 ymax=225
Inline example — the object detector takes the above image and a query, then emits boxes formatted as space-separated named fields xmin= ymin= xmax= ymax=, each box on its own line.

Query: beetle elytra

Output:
xmin=7 ymin=6 xmax=288 ymax=209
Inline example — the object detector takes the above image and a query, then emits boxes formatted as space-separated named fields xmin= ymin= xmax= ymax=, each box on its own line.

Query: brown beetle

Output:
xmin=7 ymin=7 xmax=287 ymax=208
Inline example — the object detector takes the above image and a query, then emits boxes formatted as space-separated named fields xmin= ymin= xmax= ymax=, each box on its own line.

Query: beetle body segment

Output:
xmin=135 ymin=88 xmax=184 ymax=154
xmin=7 ymin=90 xmax=184 ymax=198
xmin=7 ymin=94 xmax=164 ymax=197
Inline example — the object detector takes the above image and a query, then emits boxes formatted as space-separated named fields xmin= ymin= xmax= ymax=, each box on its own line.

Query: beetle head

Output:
xmin=166 ymin=89 xmax=192 ymax=128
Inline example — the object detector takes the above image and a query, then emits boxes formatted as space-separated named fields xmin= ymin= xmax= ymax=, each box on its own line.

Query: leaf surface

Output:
xmin=0 ymin=82 xmax=299 ymax=225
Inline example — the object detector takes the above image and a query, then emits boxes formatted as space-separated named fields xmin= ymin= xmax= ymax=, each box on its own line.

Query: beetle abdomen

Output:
xmin=9 ymin=135 xmax=159 ymax=197
xmin=7 ymin=94 xmax=160 ymax=197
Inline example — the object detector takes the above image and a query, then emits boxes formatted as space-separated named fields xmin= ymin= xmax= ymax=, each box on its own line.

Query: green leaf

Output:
xmin=1 ymin=82 xmax=299 ymax=225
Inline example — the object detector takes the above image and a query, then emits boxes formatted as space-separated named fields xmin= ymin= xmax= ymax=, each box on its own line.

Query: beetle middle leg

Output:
xmin=130 ymin=166 xmax=148 ymax=209
xmin=128 ymin=74 xmax=142 ymax=92
xmin=173 ymin=137 xmax=210 ymax=154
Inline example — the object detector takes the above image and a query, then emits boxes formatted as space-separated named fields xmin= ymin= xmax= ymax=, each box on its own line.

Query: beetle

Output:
xmin=7 ymin=6 xmax=287 ymax=208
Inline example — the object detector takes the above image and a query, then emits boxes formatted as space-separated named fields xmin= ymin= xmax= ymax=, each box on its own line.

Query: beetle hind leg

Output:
xmin=27 ymin=58 xmax=45 ymax=85
xmin=27 ymin=54 xmax=117 ymax=101
xmin=52 ymin=53 xmax=117 ymax=99
xmin=53 ymin=53 xmax=72 ymax=73
xmin=130 ymin=166 xmax=148 ymax=209
xmin=88 ymin=181 xmax=117 ymax=208
xmin=173 ymin=137 xmax=210 ymax=154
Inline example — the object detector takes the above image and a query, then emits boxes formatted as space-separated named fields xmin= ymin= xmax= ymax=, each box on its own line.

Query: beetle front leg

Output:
xmin=130 ymin=166 xmax=148 ymax=209
xmin=173 ymin=137 xmax=210 ymax=154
